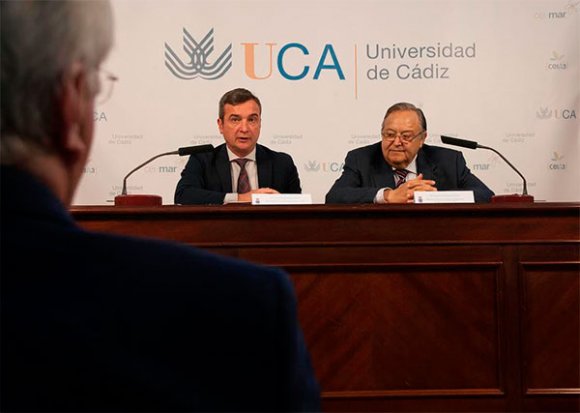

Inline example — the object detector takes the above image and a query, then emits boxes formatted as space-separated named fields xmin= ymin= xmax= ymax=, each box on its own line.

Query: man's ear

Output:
xmin=420 ymin=131 xmax=428 ymax=147
xmin=58 ymin=62 xmax=92 ymax=160
xmin=217 ymin=117 xmax=224 ymax=135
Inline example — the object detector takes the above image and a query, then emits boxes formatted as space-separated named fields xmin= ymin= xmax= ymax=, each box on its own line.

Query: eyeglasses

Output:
xmin=381 ymin=129 xmax=425 ymax=143
xmin=96 ymin=69 xmax=118 ymax=105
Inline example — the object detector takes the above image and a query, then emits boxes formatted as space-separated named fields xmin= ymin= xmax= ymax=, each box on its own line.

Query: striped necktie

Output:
xmin=394 ymin=169 xmax=409 ymax=188
xmin=233 ymin=158 xmax=251 ymax=193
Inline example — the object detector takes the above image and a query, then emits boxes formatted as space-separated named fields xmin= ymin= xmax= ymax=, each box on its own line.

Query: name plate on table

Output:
xmin=414 ymin=191 xmax=474 ymax=204
xmin=251 ymin=194 xmax=312 ymax=205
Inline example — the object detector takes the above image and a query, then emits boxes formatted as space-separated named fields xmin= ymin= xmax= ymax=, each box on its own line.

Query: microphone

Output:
xmin=114 ymin=144 xmax=214 ymax=206
xmin=440 ymin=135 xmax=534 ymax=203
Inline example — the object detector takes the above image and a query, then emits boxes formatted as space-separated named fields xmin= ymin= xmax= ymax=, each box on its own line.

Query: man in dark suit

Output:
xmin=175 ymin=88 xmax=301 ymax=205
xmin=326 ymin=102 xmax=494 ymax=204
xmin=0 ymin=1 xmax=319 ymax=411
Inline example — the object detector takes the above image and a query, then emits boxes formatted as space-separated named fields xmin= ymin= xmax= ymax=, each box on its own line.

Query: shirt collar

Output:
xmin=392 ymin=157 xmax=417 ymax=174
xmin=227 ymin=147 xmax=256 ymax=162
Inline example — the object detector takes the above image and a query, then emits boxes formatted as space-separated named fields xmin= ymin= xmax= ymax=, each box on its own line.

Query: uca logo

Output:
xmin=304 ymin=161 xmax=321 ymax=172
xmin=165 ymin=28 xmax=232 ymax=80
xmin=536 ymin=107 xmax=553 ymax=119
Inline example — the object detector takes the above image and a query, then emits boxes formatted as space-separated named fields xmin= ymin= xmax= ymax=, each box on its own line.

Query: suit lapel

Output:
xmin=416 ymin=148 xmax=437 ymax=181
xmin=256 ymin=145 xmax=272 ymax=188
xmin=373 ymin=162 xmax=395 ymax=188
xmin=215 ymin=145 xmax=233 ymax=192
xmin=371 ymin=144 xmax=396 ymax=188
xmin=371 ymin=144 xmax=439 ymax=187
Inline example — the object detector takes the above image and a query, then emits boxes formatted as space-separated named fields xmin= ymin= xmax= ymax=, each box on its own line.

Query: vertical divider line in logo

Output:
xmin=354 ymin=44 xmax=358 ymax=100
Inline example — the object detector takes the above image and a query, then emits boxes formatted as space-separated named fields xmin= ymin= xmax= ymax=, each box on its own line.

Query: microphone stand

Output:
xmin=120 ymin=151 xmax=177 ymax=197
xmin=478 ymin=144 xmax=534 ymax=203
xmin=114 ymin=144 xmax=213 ymax=206
xmin=440 ymin=135 xmax=534 ymax=203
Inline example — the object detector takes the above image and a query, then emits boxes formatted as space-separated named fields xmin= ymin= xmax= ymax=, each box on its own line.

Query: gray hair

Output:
xmin=382 ymin=102 xmax=428 ymax=131
xmin=1 ymin=0 xmax=114 ymax=164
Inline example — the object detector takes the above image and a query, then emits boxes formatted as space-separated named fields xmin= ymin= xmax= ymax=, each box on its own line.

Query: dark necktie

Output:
xmin=394 ymin=169 xmax=409 ymax=188
xmin=233 ymin=158 xmax=251 ymax=193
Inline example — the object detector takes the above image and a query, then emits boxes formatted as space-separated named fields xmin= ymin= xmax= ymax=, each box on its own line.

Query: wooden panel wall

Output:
xmin=72 ymin=203 xmax=580 ymax=412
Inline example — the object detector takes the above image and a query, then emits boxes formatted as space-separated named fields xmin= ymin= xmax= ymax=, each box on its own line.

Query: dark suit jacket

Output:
xmin=175 ymin=143 xmax=301 ymax=205
xmin=325 ymin=142 xmax=494 ymax=204
xmin=1 ymin=166 xmax=320 ymax=412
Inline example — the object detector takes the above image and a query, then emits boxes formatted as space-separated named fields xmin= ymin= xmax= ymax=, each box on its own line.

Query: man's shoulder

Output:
xmin=256 ymin=144 xmax=295 ymax=162
xmin=347 ymin=142 xmax=382 ymax=158
xmin=88 ymin=230 xmax=289 ymax=289
xmin=191 ymin=143 xmax=226 ymax=160
xmin=421 ymin=143 xmax=461 ymax=159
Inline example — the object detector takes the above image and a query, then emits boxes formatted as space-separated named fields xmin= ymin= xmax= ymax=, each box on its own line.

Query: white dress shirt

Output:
xmin=374 ymin=158 xmax=418 ymax=204
xmin=223 ymin=147 xmax=258 ymax=204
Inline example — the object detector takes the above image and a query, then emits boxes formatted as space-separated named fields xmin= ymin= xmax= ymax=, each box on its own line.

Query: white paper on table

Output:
xmin=413 ymin=191 xmax=475 ymax=204
xmin=251 ymin=193 xmax=313 ymax=205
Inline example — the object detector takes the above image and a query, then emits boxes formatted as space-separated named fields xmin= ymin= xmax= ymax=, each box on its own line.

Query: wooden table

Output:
xmin=72 ymin=203 xmax=580 ymax=412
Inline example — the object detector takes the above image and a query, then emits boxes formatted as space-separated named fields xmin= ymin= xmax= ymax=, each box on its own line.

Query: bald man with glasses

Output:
xmin=325 ymin=102 xmax=494 ymax=204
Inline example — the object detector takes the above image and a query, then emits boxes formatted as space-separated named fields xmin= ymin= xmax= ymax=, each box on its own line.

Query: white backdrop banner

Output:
xmin=75 ymin=0 xmax=580 ymax=205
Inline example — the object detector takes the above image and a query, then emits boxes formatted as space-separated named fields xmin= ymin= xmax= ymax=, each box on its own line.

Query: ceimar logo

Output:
xmin=472 ymin=154 xmax=501 ymax=171
xmin=165 ymin=28 xmax=232 ymax=80
xmin=535 ymin=1 xmax=578 ymax=19
xmin=547 ymin=51 xmax=567 ymax=70
xmin=567 ymin=0 xmax=580 ymax=14
xmin=144 ymin=165 xmax=179 ymax=173
xmin=551 ymin=152 xmax=564 ymax=161
xmin=472 ymin=163 xmax=490 ymax=171
xmin=549 ymin=152 xmax=566 ymax=170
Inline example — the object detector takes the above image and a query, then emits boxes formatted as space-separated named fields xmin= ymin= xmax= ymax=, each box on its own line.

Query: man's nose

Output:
xmin=239 ymin=119 xmax=250 ymax=130
xmin=392 ymin=135 xmax=405 ymax=145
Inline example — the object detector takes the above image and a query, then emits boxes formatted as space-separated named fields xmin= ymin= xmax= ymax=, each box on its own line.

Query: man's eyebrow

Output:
xmin=229 ymin=113 xmax=259 ymax=118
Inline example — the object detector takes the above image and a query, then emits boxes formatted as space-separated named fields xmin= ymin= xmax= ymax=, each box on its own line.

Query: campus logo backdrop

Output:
xmin=549 ymin=152 xmax=567 ymax=170
xmin=165 ymin=28 xmax=233 ymax=80
xmin=304 ymin=160 xmax=345 ymax=173
xmin=163 ymin=26 xmax=484 ymax=102
xmin=547 ymin=51 xmax=567 ymax=70
xmin=536 ymin=107 xmax=577 ymax=120
xmin=534 ymin=0 xmax=579 ymax=19
xmin=164 ymin=27 xmax=346 ymax=82
xmin=74 ymin=0 xmax=579 ymax=205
